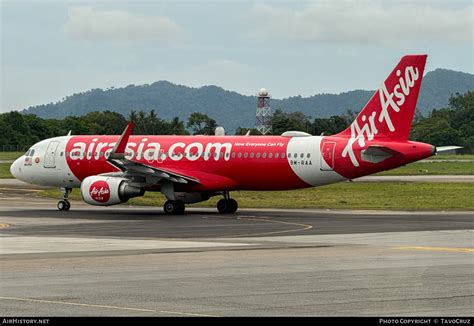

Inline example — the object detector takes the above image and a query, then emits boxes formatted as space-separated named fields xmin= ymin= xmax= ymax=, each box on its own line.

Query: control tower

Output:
xmin=255 ymin=88 xmax=272 ymax=135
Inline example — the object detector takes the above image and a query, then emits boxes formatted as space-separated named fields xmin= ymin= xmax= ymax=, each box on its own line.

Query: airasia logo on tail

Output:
xmin=342 ymin=65 xmax=420 ymax=167
xmin=89 ymin=180 xmax=110 ymax=203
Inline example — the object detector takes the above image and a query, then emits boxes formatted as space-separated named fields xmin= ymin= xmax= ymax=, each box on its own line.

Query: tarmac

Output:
xmin=0 ymin=180 xmax=473 ymax=316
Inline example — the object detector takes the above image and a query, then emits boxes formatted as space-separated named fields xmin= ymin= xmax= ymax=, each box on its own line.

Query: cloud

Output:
xmin=249 ymin=1 xmax=473 ymax=46
xmin=65 ymin=6 xmax=184 ymax=45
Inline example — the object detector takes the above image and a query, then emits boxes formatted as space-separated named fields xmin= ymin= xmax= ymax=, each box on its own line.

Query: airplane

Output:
xmin=9 ymin=54 xmax=458 ymax=214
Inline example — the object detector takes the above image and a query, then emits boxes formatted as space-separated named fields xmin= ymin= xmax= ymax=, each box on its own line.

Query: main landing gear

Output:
xmin=217 ymin=191 xmax=238 ymax=214
xmin=57 ymin=187 xmax=72 ymax=211
xmin=163 ymin=200 xmax=185 ymax=215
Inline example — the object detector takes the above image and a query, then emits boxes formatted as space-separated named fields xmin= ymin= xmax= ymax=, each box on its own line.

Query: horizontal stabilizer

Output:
xmin=436 ymin=146 xmax=462 ymax=153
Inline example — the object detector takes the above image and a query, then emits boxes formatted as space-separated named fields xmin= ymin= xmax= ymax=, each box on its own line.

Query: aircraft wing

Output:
xmin=105 ymin=123 xmax=200 ymax=185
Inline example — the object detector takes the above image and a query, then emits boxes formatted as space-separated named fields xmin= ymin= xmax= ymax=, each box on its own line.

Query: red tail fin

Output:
xmin=338 ymin=55 xmax=427 ymax=141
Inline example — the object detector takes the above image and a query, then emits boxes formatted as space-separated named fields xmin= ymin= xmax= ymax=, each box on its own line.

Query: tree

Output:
xmin=271 ymin=109 xmax=311 ymax=135
xmin=186 ymin=112 xmax=217 ymax=135
xmin=168 ymin=117 xmax=188 ymax=135
xmin=411 ymin=92 xmax=473 ymax=152
xmin=84 ymin=111 xmax=127 ymax=134
xmin=137 ymin=111 xmax=147 ymax=134
xmin=148 ymin=109 xmax=158 ymax=134
xmin=128 ymin=110 xmax=138 ymax=125
xmin=235 ymin=127 xmax=259 ymax=135
xmin=311 ymin=116 xmax=348 ymax=136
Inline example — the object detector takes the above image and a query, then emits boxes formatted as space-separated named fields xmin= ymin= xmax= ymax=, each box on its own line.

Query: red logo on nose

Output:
xmin=89 ymin=180 xmax=110 ymax=203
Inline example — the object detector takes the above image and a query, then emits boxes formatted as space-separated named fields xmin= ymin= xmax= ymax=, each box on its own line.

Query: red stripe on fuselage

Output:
xmin=65 ymin=135 xmax=310 ymax=191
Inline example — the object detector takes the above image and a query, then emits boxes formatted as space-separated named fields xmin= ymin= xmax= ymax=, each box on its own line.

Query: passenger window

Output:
xmin=287 ymin=153 xmax=291 ymax=158
xmin=275 ymin=153 xmax=279 ymax=158
xmin=30 ymin=149 xmax=35 ymax=156
xmin=294 ymin=153 xmax=298 ymax=158
xmin=231 ymin=153 xmax=236 ymax=158
xmin=263 ymin=153 xmax=267 ymax=158
xmin=281 ymin=153 xmax=286 ymax=159
xmin=250 ymin=152 xmax=255 ymax=158
xmin=307 ymin=153 xmax=311 ymax=158
xmin=269 ymin=153 xmax=273 ymax=159
xmin=244 ymin=152 xmax=248 ymax=158
xmin=300 ymin=153 xmax=304 ymax=158
xmin=256 ymin=153 xmax=261 ymax=159
xmin=238 ymin=152 xmax=242 ymax=158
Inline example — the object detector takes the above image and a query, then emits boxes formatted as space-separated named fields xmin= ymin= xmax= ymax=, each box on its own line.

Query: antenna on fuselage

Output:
xmin=67 ymin=130 xmax=72 ymax=136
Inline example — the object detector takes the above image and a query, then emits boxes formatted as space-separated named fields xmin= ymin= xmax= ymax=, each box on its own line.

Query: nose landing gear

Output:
xmin=57 ymin=187 xmax=71 ymax=211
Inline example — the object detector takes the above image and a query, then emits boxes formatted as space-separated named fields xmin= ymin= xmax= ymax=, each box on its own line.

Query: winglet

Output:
xmin=109 ymin=123 xmax=133 ymax=159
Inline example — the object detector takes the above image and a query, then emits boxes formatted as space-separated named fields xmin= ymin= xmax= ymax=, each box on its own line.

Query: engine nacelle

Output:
xmin=81 ymin=176 xmax=144 ymax=206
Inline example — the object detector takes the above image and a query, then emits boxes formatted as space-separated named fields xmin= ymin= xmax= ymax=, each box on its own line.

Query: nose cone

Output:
xmin=10 ymin=158 xmax=21 ymax=180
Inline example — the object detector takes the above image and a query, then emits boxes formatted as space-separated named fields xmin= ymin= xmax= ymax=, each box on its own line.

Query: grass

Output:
xmin=0 ymin=152 xmax=23 ymax=160
xmin=39 ymin=182 xmax=474 ymax=210
xmin=0 ymin=163 xmax=12 ymax=179
xmin=429 ymin=154 xmax=474 ymax=160
xmin=378 ymin=161 xmax=474 ymax=175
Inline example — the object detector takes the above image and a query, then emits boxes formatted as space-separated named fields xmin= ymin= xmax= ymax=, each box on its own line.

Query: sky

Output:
xmin=1 ymin=0 xmax=473 ymax=112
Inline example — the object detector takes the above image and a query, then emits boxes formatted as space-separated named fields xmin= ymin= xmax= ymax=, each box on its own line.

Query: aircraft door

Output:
xmin=44 ymin=141 xmax=60 ymax=168
xmin=320 ymin=141 xmax=336 ymax=171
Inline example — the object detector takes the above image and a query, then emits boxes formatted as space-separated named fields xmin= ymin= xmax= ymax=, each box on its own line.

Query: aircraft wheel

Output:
xmin=217 ymin=199 xmax=228 ymax=214
xmin=57 ymin=200 xmax=70 ymax=211
xmin=228 ymin=198 xmax=238 ymax=214
xmin=175 ymin=200 xmax=185 ymax=215
xmin=163 ymin=200 xmax=185 ymax=215
xmin=217 ymin=199 xmax=238 ymax=214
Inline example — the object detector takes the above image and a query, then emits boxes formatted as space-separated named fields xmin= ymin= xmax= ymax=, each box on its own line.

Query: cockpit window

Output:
xmin=25 ymin=149 xmax=35 ymax=157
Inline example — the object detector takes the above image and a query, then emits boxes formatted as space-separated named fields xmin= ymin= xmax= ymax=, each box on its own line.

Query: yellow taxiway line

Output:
xmin=395 ymin=246 xmax=474 ymax=253
xmin=0 ymin=296 xmax=219 ymax=317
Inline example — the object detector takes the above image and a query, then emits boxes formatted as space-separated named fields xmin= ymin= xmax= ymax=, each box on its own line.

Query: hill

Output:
xmin=23 ymin=68 xmax=474 ymax=133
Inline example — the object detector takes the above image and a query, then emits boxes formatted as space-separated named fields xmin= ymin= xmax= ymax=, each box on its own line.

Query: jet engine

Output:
xmin=81 ymin=176 xmax=144 ymax=206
